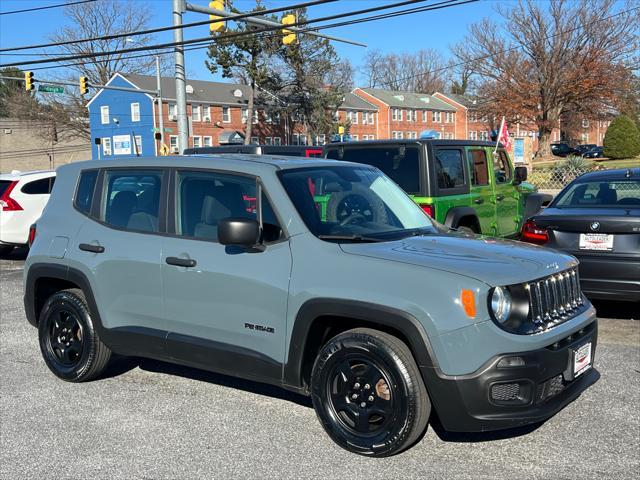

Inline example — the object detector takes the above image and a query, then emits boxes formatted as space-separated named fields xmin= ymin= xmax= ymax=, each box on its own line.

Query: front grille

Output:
xmin=536 ymin=375 xmax=565 ymax=403
xmin=526 ymin=268 xmax=584 ymax=327
xmin=491 ymin=383 xmax=520 ymax=402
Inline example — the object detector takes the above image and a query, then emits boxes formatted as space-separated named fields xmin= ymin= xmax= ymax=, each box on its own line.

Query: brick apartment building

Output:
xmin=87 ymin=73 xmax=611 ymax=161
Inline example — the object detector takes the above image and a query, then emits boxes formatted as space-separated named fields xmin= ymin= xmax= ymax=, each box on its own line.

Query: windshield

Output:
xmin=278 ymin=166 xmax=437 ymax=241
xmin=553 ymin=179 xmax=640 ymax=208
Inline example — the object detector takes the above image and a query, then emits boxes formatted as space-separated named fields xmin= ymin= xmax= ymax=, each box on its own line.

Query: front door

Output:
xmin=466 ymin=147 xmax=497 ymax=235
xmin=492 ymin=149 xmax=520 ymax=237
xmin=161 ymin=169 xmax=291 ymax=384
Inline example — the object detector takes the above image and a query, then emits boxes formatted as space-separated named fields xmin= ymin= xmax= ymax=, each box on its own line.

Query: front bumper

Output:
xmin=423 ymin=320 xmax=598 ymax=432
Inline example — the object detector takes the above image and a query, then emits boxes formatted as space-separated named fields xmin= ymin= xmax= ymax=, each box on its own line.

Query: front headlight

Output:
xmin=490 ymin=286 xmax=512 ymax=323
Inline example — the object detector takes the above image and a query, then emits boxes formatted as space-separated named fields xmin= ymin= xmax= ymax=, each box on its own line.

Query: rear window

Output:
xmin=326 ymin=146 xmax=421 ymax=194
xmin=75 ymin=170 xmax=98 ymax=214
xmin=0 ymin=180 xmax=11 ymax=197
xmin=434 ymin=148 xmax=465 ymax=190
xmin=21 ymin=177 xmax=55 ymax=195
xmin=554 ymin=180 xmax=640 ymax=207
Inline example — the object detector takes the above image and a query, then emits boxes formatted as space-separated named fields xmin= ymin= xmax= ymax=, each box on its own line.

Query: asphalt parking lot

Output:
xmin=1 ymin=249 xmax=638 ymax=480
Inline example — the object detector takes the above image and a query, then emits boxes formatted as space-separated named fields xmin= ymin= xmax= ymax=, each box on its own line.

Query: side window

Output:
xmin=75 ymin=171 xmax=98 ymax=214
xmin=467 ymin=150 xmax=489 ymax=186
xmin=327 ymin=146 xmax=421 ymax=194
xmin=21 ymin=177 xmax=55 ymax=195
xmin=102 ymin=170 xmax=163 ymax=232
xmin=494 ymin=151 xmax=513 ymax=184
xmin=434 ymin=148 xmax=465 ymax=190
xmin=176 ymin=171 xmax=281 ymax=243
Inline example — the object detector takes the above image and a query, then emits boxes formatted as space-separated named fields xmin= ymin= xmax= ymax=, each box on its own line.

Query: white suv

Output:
xmin=0 ymin=170 xmax=55 ymax=255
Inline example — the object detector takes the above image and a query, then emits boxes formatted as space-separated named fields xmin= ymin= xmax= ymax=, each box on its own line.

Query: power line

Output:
xmin=0 ymin=0 xmax=96 ymax=16
xmin=371 ymin=4 xmax=640 ymax=89
xmin=1 ymin=0 xmax=468 ymax=69
xmin=0 ymin=0 xmax=337 ymax=53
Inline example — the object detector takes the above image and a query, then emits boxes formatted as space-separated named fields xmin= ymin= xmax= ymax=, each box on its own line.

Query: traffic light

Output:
xmin=24 ymin=71 xmax=34 ymax=91
xmin=281 ymin=14 xmax=296 ymax=45
xmin=79 ymin=76 xmax=89 ymax=95
xmin=209 ymin=0 xmax=226 ymax=33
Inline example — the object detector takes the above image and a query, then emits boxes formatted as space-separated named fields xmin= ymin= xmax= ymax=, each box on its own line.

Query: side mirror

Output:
xmin=218 ymin=217 xmax=261 ymax=248
xmin=513 ymin=166 xmax=528 ymax=185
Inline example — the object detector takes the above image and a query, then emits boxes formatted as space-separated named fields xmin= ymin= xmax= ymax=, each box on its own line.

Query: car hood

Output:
xmin=339 ymin=234 xmax=577 ymax=286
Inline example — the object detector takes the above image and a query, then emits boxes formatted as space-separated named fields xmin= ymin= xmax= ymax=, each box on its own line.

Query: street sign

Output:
xmin=38 ymin=85 xmax=64 ymax=94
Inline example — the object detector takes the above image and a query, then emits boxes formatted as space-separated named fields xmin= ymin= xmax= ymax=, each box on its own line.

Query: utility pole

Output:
xmin=173 ymin=0 xmax=189 ymax=154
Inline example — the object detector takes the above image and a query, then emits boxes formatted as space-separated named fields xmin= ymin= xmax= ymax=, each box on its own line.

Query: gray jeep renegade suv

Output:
xmin=24 ymin=155 xmax=598 ymax=457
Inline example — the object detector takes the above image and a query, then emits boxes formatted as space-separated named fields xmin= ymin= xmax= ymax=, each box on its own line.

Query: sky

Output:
xmin=0 ymin=0 xmax=502 ymax=85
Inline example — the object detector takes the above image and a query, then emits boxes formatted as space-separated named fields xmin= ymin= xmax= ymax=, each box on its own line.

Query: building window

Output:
xmin=300 ymin=134 xmax=308 ymax=146
xmin=169 ymin=104 xmax=177 ymax=119
xmin=347 ymin=111 xmax=358 ymax=124
xmin=250 ymin=136 xmax=259 ymax=144
xmin=481 ymin=115 xmax=489 ymax=123
xmin=252 ymin=110 xmax=258 ymax=124
xmin=242 ymin=108 xmax=248 ymax=123
xmin=170 ymin=135 xmax=178 ymax=153
xmin=292 ymin=133 xmax=299 ymax=145
xmin=222 ymin=107 xmax=231 ymax=123
xmin=432 ymin=111 xmax=442 ymax=123
xmin=203 ymin=105 xmax=211 ymax=121
xmin=369 ymin=112 xmax=375 ymax=125
xmin=100 ymin=105 xmax=109 ymax=124
xmin=582 ymin=119 xmax=589 ymax=128
xmin=391 ymin=131 xmax=404 ymax=139
xmin=134 ymin=135 xmax=142 ymax=154
xmin=407 ymin=110 xmax=417 ymax=122
xmin=581 ymin=133 xmax=589 ymax=142
xmin=193 ymin=136 xmax=202 ymax=148
xmin=469 ymin=111 xmax=478 ymax=122
xmin=392 ymin=108 xmax=403 ymax=121
xmin=480 ymin=131 xmax=489 ymax=141
xmin=273 ymin=137 xmax=282 ymax=145
xmin=102 ymin=137 xmax=112 ymax=155
xmin=203 ymin=136 xmax=212 ymax=147
xmin=445 ymin=112 xmax=454 ymax=123
xmin=352 ymin=135 xmax=359 ymax=141
xmin=407 ymin=132 xmax=417 ymax=139
xmin=422 ymin=110 xmax=427 ymax=122
xmin=469 ymin=131 xmax=478 ymax=140
xmin=362 ymin=112 xmax=368 ymax=125
xmin=318 ymin=134 xmax=326 ymax=145
xmin=265 ymin=137 xmax=273 ymax=145
xmin=192 ymin=105 xmax=201 ymax=122
xmin=130 ymin=103 xmax=140 ymax=122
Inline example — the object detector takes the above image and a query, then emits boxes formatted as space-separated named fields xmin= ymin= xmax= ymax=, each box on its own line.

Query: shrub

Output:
xmin=603 ymin=115 xmax=640 ymax=159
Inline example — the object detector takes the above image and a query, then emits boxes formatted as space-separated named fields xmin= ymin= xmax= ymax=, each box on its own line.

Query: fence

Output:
xmin=528 ymin=166 xmax=595 ymax=192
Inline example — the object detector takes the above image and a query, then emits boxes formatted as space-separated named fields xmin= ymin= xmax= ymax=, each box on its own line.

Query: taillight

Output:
xmin=28 ymin=224 xmax=37 ymax=247
xmin=419 ymin=203 xmax=435 ymax=218
xmin=0 ymin=181 xmax=23 ymax=211
xmin=521 ymin=219 xmax=548 ymax=244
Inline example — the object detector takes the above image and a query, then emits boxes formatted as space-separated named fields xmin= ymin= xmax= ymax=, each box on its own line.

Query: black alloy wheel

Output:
xmin=38 ymin=289 xmax=112 ymax=382
xmin=311 ymin=328 xmax=430 ymax=457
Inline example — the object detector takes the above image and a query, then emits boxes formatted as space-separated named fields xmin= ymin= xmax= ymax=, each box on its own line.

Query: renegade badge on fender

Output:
xmin=24 ymin=155 xmax=598 ymax=457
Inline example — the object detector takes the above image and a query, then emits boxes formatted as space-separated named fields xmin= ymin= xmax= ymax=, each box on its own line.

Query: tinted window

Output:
xmin=75 ymin=170 xmax=98 ymax=214
xmin=468 ymin=150 xmax=489 ymax=186
xmin=21 ymin=177 xmax=55 ymax=195
xmin=554 ymin=180 xmax=640 ymax=207
xmin=0 ymin=180 xmax=11 ymax=197
xmin=434 ymin=148 xmax=465 ymax=189
xmin=102 ymin=170 xmax=163 ymax=232
xmin=176 ymin=171 xmax=281 ymax=242
xmin=494 ymin=151 xmax=513 ymax=183
xmin=328 ymin=146 xmax=421 ymax=194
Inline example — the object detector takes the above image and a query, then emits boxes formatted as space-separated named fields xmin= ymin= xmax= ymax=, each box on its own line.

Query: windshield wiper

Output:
xmin=317 ymin=234 xmax=385 ymax=243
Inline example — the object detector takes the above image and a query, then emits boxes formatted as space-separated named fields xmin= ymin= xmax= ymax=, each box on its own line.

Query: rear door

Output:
xmin=74 ymin=168 xmax=167 ymax=354
xmin=466 ymin=147 xmax=496 ymax=235
xmin=491 ymin=149 xmax=520 ymax=237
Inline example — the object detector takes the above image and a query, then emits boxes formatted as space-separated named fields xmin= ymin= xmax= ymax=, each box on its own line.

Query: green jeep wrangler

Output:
xmin=325 ymin=140 xmax=550 ymax=237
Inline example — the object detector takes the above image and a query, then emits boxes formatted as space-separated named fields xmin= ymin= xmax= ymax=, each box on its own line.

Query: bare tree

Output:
xmin=360 ymin=48 xmax=448 ymax=93
xmin=453 ymin=0 xmax=638 ymax=158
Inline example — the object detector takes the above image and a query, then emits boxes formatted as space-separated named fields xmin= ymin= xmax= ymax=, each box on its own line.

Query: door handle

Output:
xmin=79 ymin=243 xmax=105 ymax=253
xmin=474 ymin=198 xmax=484 ymax=204
xmin=165 ymin=256 xmax=197 ymax=268
xmin=496 ymin=195 xmax=505 ymax=202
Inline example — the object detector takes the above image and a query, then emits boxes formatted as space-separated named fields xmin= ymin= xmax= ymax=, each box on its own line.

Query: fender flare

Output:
xmin=444 ymin=206 xmax=480 ymax=230
xmin=523 ymin=192 xmax=553 ymax=221
xmin=283 ymin=298 xmax=439 ymax=390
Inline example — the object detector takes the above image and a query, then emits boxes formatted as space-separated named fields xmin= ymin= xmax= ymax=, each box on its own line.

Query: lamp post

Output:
xmin=126 ymin=38 xmax=165 ymax=154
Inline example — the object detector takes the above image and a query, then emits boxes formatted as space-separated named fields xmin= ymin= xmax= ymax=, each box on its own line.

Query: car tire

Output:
xmin=0 ymin=245 xmax=14 ymax=257
xmin=311 ymin=328 xmax=430 ymax=457
xmin=38 ymin=288 xmax=111 ymax=382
